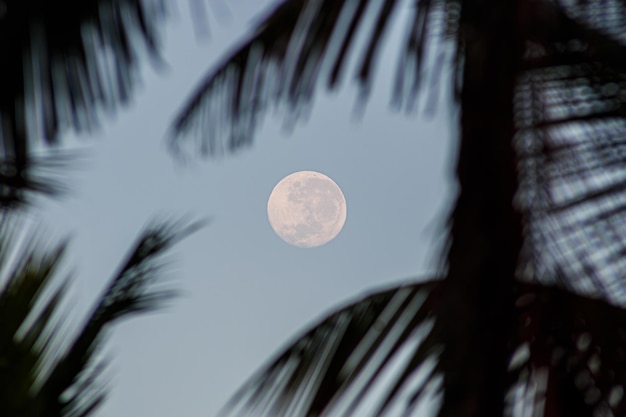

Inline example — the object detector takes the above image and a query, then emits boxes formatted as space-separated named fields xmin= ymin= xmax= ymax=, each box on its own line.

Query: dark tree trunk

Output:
xmin=436 ymin=0 xmax=523 ymax=415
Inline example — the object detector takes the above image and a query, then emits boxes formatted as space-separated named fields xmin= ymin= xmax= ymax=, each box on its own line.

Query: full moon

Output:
xmin=267 ymin=171 xmax=347 ymax=248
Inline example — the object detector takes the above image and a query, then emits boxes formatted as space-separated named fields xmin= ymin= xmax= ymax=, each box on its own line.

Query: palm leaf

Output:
xmin=218 ymin=279 xmax=626 ymax=417
xmin=504 ymin=278 xmax=626 ymax=415
xmin=0 ymin=0 xmax=171 ymax=207
xmin=0 ymin=148 xmax=82 ymax=209
xmin=2 ymin=0 xmax=168 ymax=142
xmin=512 ymin=1 xmax=626 ymax=303
xmin=220 ymin=279 xmax=441 ymax=417
xmin=170 ymin=0 xmax=455 ymax=156
xmin=0 ymin=216 xmax=204 ymax=417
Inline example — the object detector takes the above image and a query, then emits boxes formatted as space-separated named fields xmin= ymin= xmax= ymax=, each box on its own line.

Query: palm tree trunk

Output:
xmin=436 ymin=0 xmax=523 ymax=415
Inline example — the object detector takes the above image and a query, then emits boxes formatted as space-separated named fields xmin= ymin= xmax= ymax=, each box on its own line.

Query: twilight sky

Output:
xmin=32 ymin=1 xmax=455 ymax=416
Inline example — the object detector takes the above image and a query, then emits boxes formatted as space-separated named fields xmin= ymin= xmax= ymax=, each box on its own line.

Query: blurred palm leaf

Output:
xmin=171 ymin=0 xmax=626 ymax=416
xmin=219 ymin=279 xmax=626 ymax=417
xmin=221 ymin=280 xmax=440 ymax=417
xmin=170 ymin=0 xmax=455 ymax=155
xmin=0 ymin=0 xmax=171 ymax=207
xmin=0 ymin=216 xmax=203 ymax=417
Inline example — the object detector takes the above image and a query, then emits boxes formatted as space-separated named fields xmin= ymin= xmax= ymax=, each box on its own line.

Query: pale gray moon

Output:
xmin=267 ymin=171 xmax=347 ymax=248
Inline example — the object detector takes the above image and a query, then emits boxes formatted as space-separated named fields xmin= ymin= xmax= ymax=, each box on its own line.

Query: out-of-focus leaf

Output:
xmin=218 ymin=278 xmax=626 ymax=417
xmin=513 ymin=1 xmax=626 ymax=305
xmin=220 ymin=279 xmax=442 ymax=417
xmin=513 ymin=280 xmax=626 ymax=415
xmin=0 ymin=216 xmax=204 ymax=417
xmin=0 ymin=0 xmax=172 ymax=207
xmin=1 ymin=0 xmax=168 ymax=143
xmin=170 ymin=0 xmax=457 ymax=156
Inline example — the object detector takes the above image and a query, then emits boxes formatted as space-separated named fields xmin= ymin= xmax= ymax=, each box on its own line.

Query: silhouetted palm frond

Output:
xmin=221 ymin=280 xmax=440 ymax=417
xmin=0 ymin=149 xmax=83 ymax=209
xmin=170 ymin=0 xmax=457 ymax=156
xmin=0 ymin=0 xmax=169 ymax=207
xmin=0 ymin=216 xmax=203 ymax=417
xmin=514 ymin=0 xmax=626 ymax=303
xmin=513 ymin=278 xmax=626 ymax=416
xmin=219 ymin=279 xmax=626 ymax=417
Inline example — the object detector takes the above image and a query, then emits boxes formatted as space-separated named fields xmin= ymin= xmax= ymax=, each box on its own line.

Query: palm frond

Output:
xmin=170 ymin=0 xmax=457 ymax=156
xmin=0 ymin=0 xmax=169 ymax=206
xmin=220 ymin=279 xmax=442 ymax=417
xmin=513 ymin=280 xmax=626 ymax=415
xmin=0 ymin=148 xmax=82 ymax=209
xmin=0 ymin=216 xmax=204 ymax=417
xmin=0 ymin=216 xmax=68 ymax=416
xmin=219 ymin=278 xmax=626 ymax=417
xmin=513 ymin=1 xmax=626 ymax=303
xmin=2 ymin=0 xmax=168 ymax=142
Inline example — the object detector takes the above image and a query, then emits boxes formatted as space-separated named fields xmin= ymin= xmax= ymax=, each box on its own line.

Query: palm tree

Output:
xmin=5 ymin=0 xmax=626 ymax=415
xmin=167 ymin=0 xmax=626 ymax=415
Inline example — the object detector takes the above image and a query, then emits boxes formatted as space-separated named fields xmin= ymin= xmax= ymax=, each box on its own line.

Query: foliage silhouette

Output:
xmin=0 ymin=217 xmax=203 ymax=417
xmin=5 ymin=0 xmax=626 ymax=416
xmin=170 ymin=0 xmax=626 ymax=415
xmin=0 ymin=2 xmax=203 ymax=416
xmin=0 ymin=0 xmax=167 ymax=207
